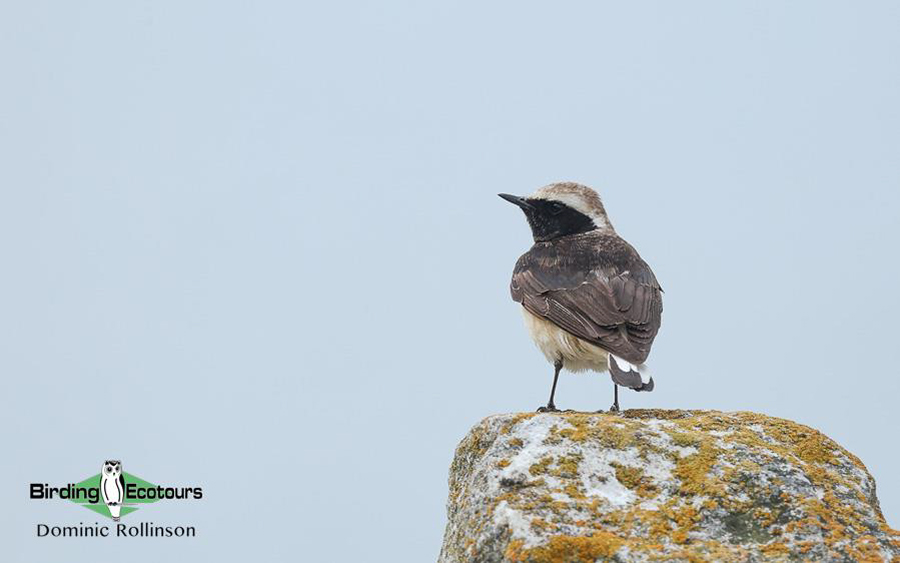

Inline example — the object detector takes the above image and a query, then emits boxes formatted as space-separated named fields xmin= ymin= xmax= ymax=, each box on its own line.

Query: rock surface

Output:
xmin=438 ymin=410 xmax=900 ymax=562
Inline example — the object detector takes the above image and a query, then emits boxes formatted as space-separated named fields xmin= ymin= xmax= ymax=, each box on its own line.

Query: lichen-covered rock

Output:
xmin=438 ymin=410 xmax=900 ymax=562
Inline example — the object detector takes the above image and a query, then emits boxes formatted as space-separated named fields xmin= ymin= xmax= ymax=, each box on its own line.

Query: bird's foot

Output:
xmin=608 ymin=403 xmax=620 ymax=414
xmin=536 ymin=404 xmax=559 ymax=413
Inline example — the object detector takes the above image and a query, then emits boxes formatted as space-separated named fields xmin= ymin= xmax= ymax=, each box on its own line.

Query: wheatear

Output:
xmin=500 ymin=182 xmax=663 ymax=412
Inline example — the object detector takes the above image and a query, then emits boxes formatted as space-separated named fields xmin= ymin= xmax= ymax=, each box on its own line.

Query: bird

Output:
xmin=100 ymin=460 xmax=125 ymax=521
xmin=499 ymin=182 xmax=663 ymax=412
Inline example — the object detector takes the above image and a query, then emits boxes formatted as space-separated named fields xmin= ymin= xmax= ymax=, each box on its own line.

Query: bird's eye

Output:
xmin=549 ymin=202 xmax=565 ymax=215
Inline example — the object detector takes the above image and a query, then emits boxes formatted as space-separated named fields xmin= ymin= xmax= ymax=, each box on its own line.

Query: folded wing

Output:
xmin=510 ymin=234 xmax=663 ymax=365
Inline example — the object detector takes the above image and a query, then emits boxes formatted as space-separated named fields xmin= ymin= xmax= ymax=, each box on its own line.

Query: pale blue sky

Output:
xmin=1 ymin=1 xmax=898 ymax=561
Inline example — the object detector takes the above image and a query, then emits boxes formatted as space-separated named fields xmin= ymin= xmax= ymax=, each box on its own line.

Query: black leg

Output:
xmin=537 ymin=359 xmax=563 ymax=412
xmin=609 ymin=384 xmax=620 ymax=413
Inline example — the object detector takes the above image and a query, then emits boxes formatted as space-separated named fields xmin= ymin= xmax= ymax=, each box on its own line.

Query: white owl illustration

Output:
xmin=100 ymin=460 xmax=125 ymax=521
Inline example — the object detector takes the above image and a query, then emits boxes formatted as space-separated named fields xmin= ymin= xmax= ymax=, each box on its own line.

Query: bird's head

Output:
xmin=103 ymin=460 xmax=122 ymax=477
xmin=499 ymin=182 xmax=613 ymax=243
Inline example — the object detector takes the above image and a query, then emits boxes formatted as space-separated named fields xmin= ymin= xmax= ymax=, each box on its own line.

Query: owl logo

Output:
xmin=100 ymin=460 xmax=125 ymax=521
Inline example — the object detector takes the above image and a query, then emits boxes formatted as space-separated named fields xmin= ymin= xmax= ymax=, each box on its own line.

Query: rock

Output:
xmin=438 ymin=410 xmax=900 ymax=562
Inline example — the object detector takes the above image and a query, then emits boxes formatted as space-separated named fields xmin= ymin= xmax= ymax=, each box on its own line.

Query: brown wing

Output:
xmin=510 ymin=232 xmax=663 ymax=364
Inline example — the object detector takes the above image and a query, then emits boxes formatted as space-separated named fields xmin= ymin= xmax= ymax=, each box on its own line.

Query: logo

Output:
xmin=29 ymin=460 xmax=202 ymax=538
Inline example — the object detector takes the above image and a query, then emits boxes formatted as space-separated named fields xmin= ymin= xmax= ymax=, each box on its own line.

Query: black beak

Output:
xmin=498 ymin=193 xmax=535 ymax=210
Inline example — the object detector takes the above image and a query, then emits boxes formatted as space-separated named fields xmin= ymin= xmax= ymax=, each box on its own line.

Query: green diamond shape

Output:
xmin=68 ymin=472 xmax=161 ymax=519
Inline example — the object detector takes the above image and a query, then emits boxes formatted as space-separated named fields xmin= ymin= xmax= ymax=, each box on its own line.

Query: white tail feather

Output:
xmin=636 ymin=363 xmax=652 ymax=385
xmin=611 ymin=354 xmax=651 ymax=385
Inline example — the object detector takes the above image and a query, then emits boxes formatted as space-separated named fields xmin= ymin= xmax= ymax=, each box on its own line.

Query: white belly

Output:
xmin=521 ymin=308 xmax=610 ymax=373
xmin=103 ymin=477 xmax=123 ymax=503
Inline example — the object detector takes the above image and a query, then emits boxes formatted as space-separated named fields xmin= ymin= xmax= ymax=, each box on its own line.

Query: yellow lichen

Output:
xmin=796 ymin=434 xmax=837 ymax=465
xmin=553 ymin=453 xmax=582 ymax=478
xmin=443 ymin=410 xmax=898 ymax=562
xmin=612 ymin=463 xmax=645 ymax=490
xmin=529 ymin=456 xmax=553 ymax=476
xmin=504 ymin=539 xmax=526 ymax=561
xmin=563 ymin=482 xmax=585 ymax=500
xmin=672 ymin=441 xmax=723 ymax=496
xmin=513 ymin=532 xmax=623 ymax=562
xmin=669 ymin=430 xmax=701 ymax=448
